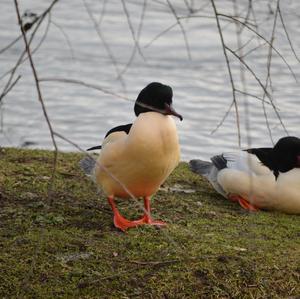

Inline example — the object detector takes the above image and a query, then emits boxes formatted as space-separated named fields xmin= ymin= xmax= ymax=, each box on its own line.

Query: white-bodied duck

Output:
xmin=190 ymin=136 xmax=300 ymax=214
xmin=80 ymin=82 xmax=182 ymax=231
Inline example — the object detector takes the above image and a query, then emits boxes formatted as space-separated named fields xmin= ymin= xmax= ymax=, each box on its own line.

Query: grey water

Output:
xmin=1 ymin=0 xmax=300 ymax=160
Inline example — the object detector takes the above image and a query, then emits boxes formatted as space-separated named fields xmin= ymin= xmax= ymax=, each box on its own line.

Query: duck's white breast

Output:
xmin=95 ymin=112 xmax=180 ymax=198
xmin=217 ymin=164 xmax=300 ymax=213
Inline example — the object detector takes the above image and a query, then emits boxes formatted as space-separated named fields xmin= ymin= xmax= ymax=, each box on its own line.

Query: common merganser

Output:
xmin=190 ymin=136 xmax=300 ymax=214
xmin=80 ymin=82 xmax=182 ymax=231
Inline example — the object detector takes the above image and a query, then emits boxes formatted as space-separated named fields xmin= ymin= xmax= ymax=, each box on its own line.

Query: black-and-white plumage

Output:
xmin=190 ymin=137 xmax=300 ymax=214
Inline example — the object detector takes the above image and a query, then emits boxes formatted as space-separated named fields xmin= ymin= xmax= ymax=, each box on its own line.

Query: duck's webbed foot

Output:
xmin=137 ymin=196 xmax=166 ymax=226
xmin=107 ymin=196 xmax=166 ymax=232
xmin=228 ymin=194 xmax=259 ymax=212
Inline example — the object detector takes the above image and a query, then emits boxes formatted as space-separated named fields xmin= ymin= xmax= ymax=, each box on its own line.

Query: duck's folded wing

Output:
xmin=218 ymin=151 xmax=271 ymax=176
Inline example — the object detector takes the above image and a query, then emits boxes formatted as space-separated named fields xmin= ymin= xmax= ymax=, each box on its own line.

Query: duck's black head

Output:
xmin=246 ymin=136 xmax=300 ymax=179
xmin=272 ymin=136 xmax=300 ymax=177
xmin=134 ymin=82 xmax=183 ymax=121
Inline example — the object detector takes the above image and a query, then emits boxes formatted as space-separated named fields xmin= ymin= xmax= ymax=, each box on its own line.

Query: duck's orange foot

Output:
xmin=113 ymin=211 xmax=141 ymax=232
xmin=114 ymin=212 xmax=166 ymax=231
xmin=108 ymin=196 xmax=166 ymax=232
xmin=138 ymin=215 xmax=167 ymax=227
xmin=228 ymin=194 xmax=259 ymax=212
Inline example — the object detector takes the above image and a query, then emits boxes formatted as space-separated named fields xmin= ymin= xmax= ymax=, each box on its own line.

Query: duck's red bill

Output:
xmin=164 ymin=103 xmax=183 ymax=121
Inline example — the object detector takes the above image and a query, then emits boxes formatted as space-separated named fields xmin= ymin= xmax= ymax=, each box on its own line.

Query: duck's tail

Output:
xmin=189 ymin=159 xmax=227 ymax=198
xmin=79 ymin=156 xmax=96 ymax=176
xmin=189 ymin=159 xmax=213 ymax=176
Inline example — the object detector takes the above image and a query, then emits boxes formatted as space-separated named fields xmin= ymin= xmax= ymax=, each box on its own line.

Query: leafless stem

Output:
xmin=0 ymin=75 xmax=21 ymax=100
xmin=82 ymin=0 xmax=125 ymax=90
xmin=210 ymin=0 xmax=241 ymax=147
xmin=51 ymin=19 xmax=75 ymax=60
xmin=14 ymin=0 xmax=58 ymax=202
xmin=225 ymin=45 xmax=288 ymax=135
xmin=219 ymin=13 xmax=298 ymax=82
xmin=0 ymin=6 xmax=52 ymax=100
xmin=166 ymin=0 xmax=192 ymax=60
xmin=118 ymin=0 xmax=147 ymax=78
xmin=211 ymin=101 xmax=235 ymax=135
xmin=235 ymin=89 xmax=271 ymax=105
xmin=120 ymin=0 xmax=145 ymax=61
xmin=0 ymin=35 xmax=22 ymax=55
xmin=278 ymin=2 xmax=300 ymax=63
xmin=39 ymin=77 xmax=131 ymax=101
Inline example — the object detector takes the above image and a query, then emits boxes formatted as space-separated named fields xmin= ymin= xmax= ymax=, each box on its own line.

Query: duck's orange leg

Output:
xmin=139 ymin=196 xmax=166 ymax=227
xmin=228 ymin=194 xmax=259 ymax=212
xmin=107 ymin=196 xmax=141 ymax=231
xmin=107 ymin=196 xmax=166 ymax=232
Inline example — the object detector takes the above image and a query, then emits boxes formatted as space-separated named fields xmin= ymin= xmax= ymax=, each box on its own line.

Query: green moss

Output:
xmin=0 ymin=147 xmax=299 ymax=298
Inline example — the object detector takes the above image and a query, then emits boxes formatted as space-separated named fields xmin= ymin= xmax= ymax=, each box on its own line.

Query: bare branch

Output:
xmin=210 ymin=0 xmax=241 ymax=146
xmin=82 ymin=0 xmax=125 ymax=89
xmin=120 ymin=0 xmax=146 ymax=61
xmin=51 ymin=19 xmax=75 ymax=60
xmin=225 ymin=45 xmax=288 ymax=135
xmin=118 ymin=0 xmax=148 ymax=78
xmin=0 ymin=35 xmax=22 ymax=55
xmin=0 ymin=7 xmax=52 ymax=100
xmin=14 ymin=0 xmax=58 ymax=201
xmin=211 ymin=100 xmax=235 ymax=135
xmin=235 ymin=89 xmax=271 ymax=105
xmin=166 ymin=0 xmax=192 ymax=60
xmin=0 ymin=75 xmax=21 ymax=100
xmin=278 ymin=2 xmax=300 ymax=63
xmin=218 ymin=13 xmax=298 ymax=82
xmin=39 ymin=77 xmax=131 ymax=101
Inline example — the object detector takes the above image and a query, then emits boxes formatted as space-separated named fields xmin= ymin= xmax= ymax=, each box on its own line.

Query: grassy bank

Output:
xmin=0 ymin=148 xmax=299 ymax=298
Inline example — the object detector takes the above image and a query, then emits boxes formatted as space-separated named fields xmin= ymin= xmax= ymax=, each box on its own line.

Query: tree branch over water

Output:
xmin=211 ymin=0 xmax=241 ymax=147
xmin=14 ymin=0 xmax=58 ymax=202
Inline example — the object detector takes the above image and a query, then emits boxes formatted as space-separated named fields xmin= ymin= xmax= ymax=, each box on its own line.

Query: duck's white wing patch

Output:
xmin=223 ymin=151 xmax=271 ymax=176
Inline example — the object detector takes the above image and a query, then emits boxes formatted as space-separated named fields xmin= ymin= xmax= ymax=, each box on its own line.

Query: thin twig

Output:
xmin=166 ymin=0 xmax=192 ymax=60
xmin=0 ymin=5 xmax=53 ymax=100
xmin=118 ymin=0 xmax=147 ymax=77
xmin=240 ymin=41 xmax=268 ymax=59
xmin=233 ymin=0 xmax=252 ymax=150
xmin=120 ymin=0 xmax=145 ymax=61
xmin=82 ymin=0 xmax=125 ymax=89
xmin=218 ymin=13 xmax=298 ymax=82
xmin=0 ymin=75 xmax=21 ymax=99
xmin=97 ymin=0 xmax=109 ymax=26
xmin=14 ymin=0 xmax=58 ymax=202
xmin=51 ymin=19 xmax=75 ymax=59
xmin=235 ymin=89 xmax=271 ymax=105
xmin=0 ymin=35 xmax=22 ymax=55
xmin=225 ymin=45 xmax=288 ymax=135
xmin=130 ymin=259 xmax=179 ymax=266
xmin=144 ymin=14 xmax=254 ymax=49
xmin=278 ymin=2 xmax=300 ymax=63
xmin=211 ymin=101 xmax=234 ymax=135
xmin=210 ymin=0 xmax=241 ymax=146
xmin=144 ymin=22 xmax=178 ymax=48
xmin=39 ymin=77 xmax=131 ymax=101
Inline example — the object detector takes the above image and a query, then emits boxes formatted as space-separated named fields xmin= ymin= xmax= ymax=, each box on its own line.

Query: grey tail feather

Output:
xmin=79 ymin=156 xmax=96 ymax=175
xmin=211 ymin=154 xmax=227 ymax=170
xmin=189 ymin=159 xmax=213 ymax=176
